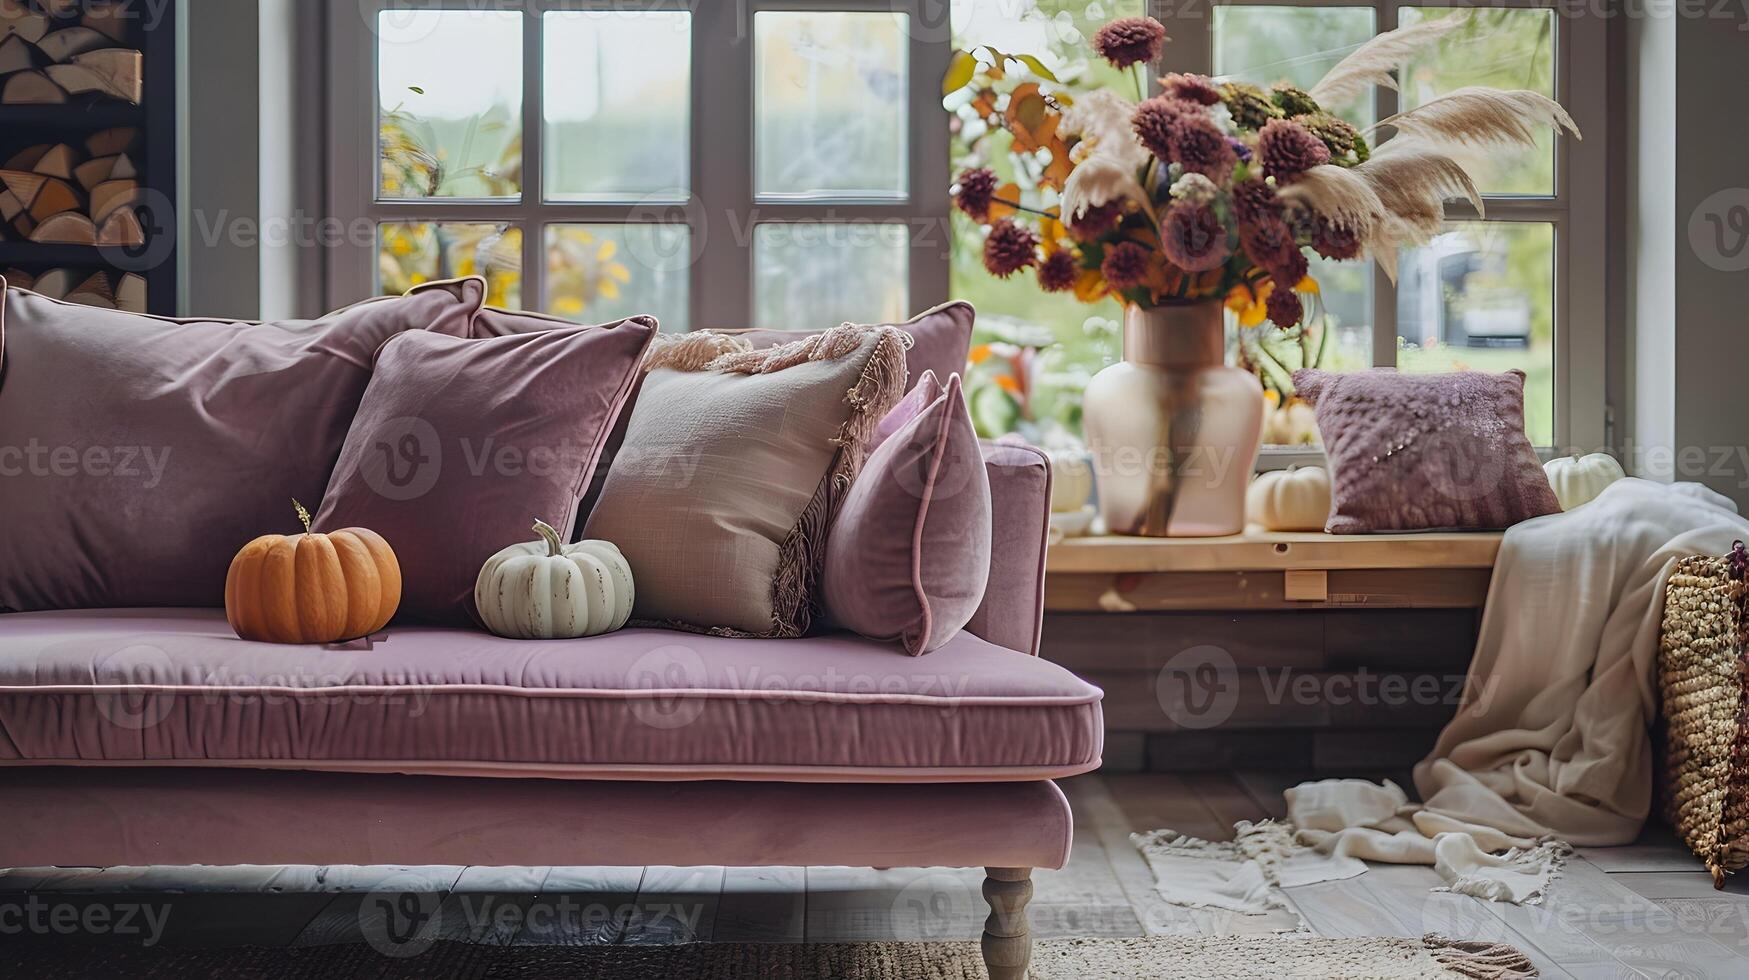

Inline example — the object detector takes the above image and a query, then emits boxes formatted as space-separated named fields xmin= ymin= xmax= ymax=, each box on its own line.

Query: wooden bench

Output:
xmin=1041 ymin=529 xmax=1503 ymax=776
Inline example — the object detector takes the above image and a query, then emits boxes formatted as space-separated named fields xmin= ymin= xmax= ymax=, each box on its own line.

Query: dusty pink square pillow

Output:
xmin=720 ymin=301 xmax=975 ymax=395
xmin=0 ymin=276 xmax=482 ymax=612
xmin=313 ymin=318 xmax=656 ymax=624
xmin=823 ymin=374 xmax=993 ymax=655
xmin=870 ymin=369 xmax=944 ymax=453
xmin=1293 ymin=368 xmax=1560 ymax=533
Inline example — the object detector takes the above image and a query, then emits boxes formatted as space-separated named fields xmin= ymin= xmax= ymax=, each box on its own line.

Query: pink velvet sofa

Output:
xmin=0 ymin=442 xmax=1103 ymax=978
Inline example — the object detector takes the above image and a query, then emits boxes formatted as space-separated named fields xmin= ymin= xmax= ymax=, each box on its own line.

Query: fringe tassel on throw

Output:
xmin=1422 ymin=934 xmax=1538 ymax=980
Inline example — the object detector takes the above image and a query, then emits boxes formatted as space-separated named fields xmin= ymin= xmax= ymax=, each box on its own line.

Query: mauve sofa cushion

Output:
xmin=313 ymin=319 xmax=656 ymax=625
xmin=824 ymin=374 xmax=992 ymax=655
xmin=723 ymin=300 xmax=975 ymax=394
xmin=0 ymin=608 xmax=1105 ymax=781
xmin=1293 ymin=368 xmax=1560 ymax=532
xmin=0 ymin=277 xmax=483 ymax=613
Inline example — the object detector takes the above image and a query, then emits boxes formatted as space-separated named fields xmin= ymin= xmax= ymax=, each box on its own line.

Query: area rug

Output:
xmin=1 ymin=935 xmax=1537 ymax=979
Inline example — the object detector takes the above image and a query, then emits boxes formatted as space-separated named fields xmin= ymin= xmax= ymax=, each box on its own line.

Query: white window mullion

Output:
xmin=521 ymin=3 xmax=547 ymax=316
xmin=1371 ymin=0 xmax=1401 ymax=369
xmin=691 ymin=0 xmax=755 ymax=329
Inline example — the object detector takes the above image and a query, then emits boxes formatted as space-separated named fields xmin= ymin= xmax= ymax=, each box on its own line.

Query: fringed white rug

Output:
xmin=1133 ymin=780 xmax=1572 ymax=930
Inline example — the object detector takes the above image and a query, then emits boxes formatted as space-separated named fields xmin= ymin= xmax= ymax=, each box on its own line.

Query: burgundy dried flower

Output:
xmin=1161 ymin=72 xmax=1222 ymax=106
xmin=1160 ymin=201 xmax=1230 ymax=274
xmin=1311 ymin=219 xmax=1363 ymax=260
xmin=1230 ymin=177 xmax=1280 ymax=225
xmin=982 ymin=219 xmax=1039 ymax=278
xmin=1258 ymin=119 xmax=1331 ymax=181
xmin=1270 ymin=247 xmax=1309 ymax=292
xmin=1101 ymin=241 xmax=1153 ymax=290
xmin=1240 ymin=219 xmax=1294 ymax=270
xmin=1066 ymin=200 xmax=1124 ymax=242
xmin=1266 ymin=284 xmax=1304 ymax=328
xmin=1092 ymin=16 xmax=1167 ymax=71
xmin=1037 ymin=249 xmax=1080 ymax=293
xmin=1131 ymin=96 xmax=1188 ymax=161
xmin=1170 ymin=113 xmax=1238 ymax=184
xmin=954 ymin=167 xmax=999 ymax=223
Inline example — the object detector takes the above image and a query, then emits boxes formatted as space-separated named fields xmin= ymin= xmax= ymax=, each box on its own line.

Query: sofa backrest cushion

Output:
xmin=584 ymin=324 xmax=909 ymax=637
xmin=822 ymin=373 xmax=992 ymax=655
xmin=0 ymin=276 xmax=483 ymax=612
xmin=312 ymin=317 xmax=656 ymax=625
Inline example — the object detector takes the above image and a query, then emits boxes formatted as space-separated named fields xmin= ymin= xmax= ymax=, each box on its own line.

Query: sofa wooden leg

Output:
xmin=980 ymin=867 xmax=1033 ymax=980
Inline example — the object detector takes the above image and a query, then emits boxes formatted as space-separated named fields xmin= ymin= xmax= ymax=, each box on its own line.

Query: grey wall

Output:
xmin=1626 ymin=11 xmax=1749 ymax=508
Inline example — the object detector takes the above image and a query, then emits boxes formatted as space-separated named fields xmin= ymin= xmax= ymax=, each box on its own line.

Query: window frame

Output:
xmin=326 ymin=0 xmax=950 ymax=332
xmin=1155 ymin=0 xmax=1608 ymax=454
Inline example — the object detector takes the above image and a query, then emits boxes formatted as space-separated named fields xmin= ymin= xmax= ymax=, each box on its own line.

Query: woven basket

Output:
xmin=1658 ymin=543 xmax=1749 ymax=887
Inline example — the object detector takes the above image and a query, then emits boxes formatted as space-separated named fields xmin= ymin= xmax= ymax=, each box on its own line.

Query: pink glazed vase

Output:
xmin=1081 ymin=302 xmax=1263 ymax=537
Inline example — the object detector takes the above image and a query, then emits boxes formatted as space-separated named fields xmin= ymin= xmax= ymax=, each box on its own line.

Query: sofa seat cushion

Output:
xmin=0 ymin=609 xmax=1103 ymax=781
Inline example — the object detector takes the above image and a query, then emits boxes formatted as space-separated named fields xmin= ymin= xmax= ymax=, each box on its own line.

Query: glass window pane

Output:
xmin=754 ymin=223 xmax=909 ymax=328
xmin=1214 ymin=6 xmax=1378 ymax=126
xmin=544 ymin=11 xmax=690 ymax=202
xmin=378 ymin=222 xmax=523 ymax=309
xmin=1399 ymin=8 xmax=1557 ymax=196
xmin=1397 ymin=222 xmax=1554 ymax=445
xmin=1235 ymin=253 xmax=1374 ymax=445
xmin=377 ymin=10 xmax=523 ymax=200
xmin=755 ymin=12 xmax=909 ymax=201
xmin=947 ymin=1 xmax=1145 ymax=438
xmin=546 ymin=225 xmax=691 ymax=332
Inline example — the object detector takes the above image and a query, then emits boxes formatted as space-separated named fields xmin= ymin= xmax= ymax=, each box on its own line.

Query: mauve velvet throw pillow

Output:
xmin=313 ymin=318 xmax=656 ymax=625
xmin=0 ymin=276 xmax=482 ymax=612
xmin=823 ymin=374 xmax=993 ymax=655
xmin=1293 ymin=368 xmax=1560 ymax=533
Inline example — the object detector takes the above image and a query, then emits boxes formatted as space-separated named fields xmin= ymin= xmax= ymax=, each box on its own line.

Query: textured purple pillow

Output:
xmin=722 ymin=301 xmax=975 ymax=395
xmin=0 ymin=277 xmax=483 ymax=612
xmin=823 ymin=374 xmax=993 ymax=655
xmin=1293 ymin=368 xmax=1560 ymax=533
xmin=313 ymin=319 xmax=656 ymax=624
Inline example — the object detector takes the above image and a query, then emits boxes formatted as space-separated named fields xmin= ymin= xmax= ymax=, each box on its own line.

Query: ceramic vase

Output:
xmin=1081 ymin=302 xmax=1263 ymax=537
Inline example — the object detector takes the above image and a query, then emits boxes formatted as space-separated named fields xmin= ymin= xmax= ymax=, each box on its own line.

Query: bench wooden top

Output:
xmin=1047 ymin=527 xmax=1504 ymax=574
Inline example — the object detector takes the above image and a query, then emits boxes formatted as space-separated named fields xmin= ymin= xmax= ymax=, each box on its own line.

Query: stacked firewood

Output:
xmin=0 ymin=0 xmax=142 ymax=104
xmin=3 ymin=264 xmax=145 ymax=311
xmin=0 ymin=125 xmax=142 ymax=244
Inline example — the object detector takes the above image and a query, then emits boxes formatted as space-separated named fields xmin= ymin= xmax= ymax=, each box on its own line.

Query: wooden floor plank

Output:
xmin=804 ymin=866 xmax=985 ymax=943
xmin=1545 ymin=857 xmax=1749 ymax=976
xmin=714 ymin=868 xmax=806 ymax=944
xmin=290 ymin=866 xmax=465 ymax=950
xmin=509 ymin=866 xmax=643 ymax=947
xmin=430 ymin=866 xmax=549 ymax=946
xmin=621 ymin=866 xmax=725 ymax=945
xmin=1579 ymin=826 xmax=1705 ymax=873
xmin=1352 ymin=864 xmax=1580 ymax=980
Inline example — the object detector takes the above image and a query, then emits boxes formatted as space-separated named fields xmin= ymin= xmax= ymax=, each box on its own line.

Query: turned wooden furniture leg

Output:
xmin=981 ymin=867 xmax=1033 ymax=980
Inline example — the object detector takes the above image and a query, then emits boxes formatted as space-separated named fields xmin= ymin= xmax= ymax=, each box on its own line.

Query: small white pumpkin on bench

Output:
xmin=1246 ymin=466 xmax=1333 ymax=532
xmin=1542 ymin=452 xmax=1625 ymax=511
xmin=475 ymin=519 xmax=635 ymax=639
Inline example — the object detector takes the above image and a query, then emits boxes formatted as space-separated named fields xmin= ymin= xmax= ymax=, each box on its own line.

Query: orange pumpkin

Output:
xmin=224 ymin=500 xmax=401 ymax=643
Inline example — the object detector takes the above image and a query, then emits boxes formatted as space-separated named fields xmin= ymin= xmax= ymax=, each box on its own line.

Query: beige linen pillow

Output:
xmin=584 ymin=324 xmax=910 ymax=637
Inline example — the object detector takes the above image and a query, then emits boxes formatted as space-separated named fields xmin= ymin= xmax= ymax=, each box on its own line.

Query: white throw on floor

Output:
xmin=1136 ymin=479 xmax=1749 ymax=912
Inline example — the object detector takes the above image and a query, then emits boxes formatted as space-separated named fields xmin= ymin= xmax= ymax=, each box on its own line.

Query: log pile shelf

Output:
xmin=0 ymin=0 xmax=175 ymax=314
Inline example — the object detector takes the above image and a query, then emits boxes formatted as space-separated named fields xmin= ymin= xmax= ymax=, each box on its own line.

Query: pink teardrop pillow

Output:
xmin=823 ymin=374 xmax=992 ymax=654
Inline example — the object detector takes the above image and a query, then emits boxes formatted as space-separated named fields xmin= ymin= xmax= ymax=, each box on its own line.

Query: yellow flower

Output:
xmin=1226 ymin=282 xmax=1271 ymax=328
xmin=597 ymin=240 xmax=618 ymax=262
xmin=599 ymin=279 xmax=620 ymax=300
xmin=553 ymin=296 xmax=585 ymax=316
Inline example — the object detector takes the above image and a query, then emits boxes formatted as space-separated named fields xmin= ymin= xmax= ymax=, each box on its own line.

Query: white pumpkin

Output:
xmin=1261 ymin=397 xmax=1320 ymax=446
xmin=475 ymin=520 xmax=635 ymax=639
xmin=1048 ymin=449 xmax=1095 ymax=514
xmin=1246 ymin=466 xmax=1333 ymax=532
xmin=1543 ymin=452 xmax=1625 ymax=511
